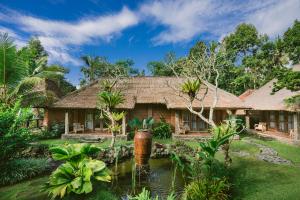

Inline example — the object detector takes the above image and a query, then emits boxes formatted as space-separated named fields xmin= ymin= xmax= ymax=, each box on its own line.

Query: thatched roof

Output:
xmin=51 ymin=77 xmax=247 ymax=110
xmin=243 ymin=64 xmax=300 ymax=111
xmin=243 ymin=79 xmax=300 ymax=111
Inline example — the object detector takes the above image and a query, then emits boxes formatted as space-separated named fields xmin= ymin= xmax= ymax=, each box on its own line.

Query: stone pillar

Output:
xmin=293 ymin=112 xmax=299 ymax=140
xmin=122 ymin=113 xmax=126 ymax=135
xmin=245 ymin=111 xmax=250 ymax=129
xmin=65 ymin=111 xmax=69 ymax=135
xmin=175 ymin=111 xmax=180 ymax=134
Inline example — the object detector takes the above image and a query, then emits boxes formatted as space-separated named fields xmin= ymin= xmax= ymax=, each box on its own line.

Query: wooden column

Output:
xmin=65 ymin=111 xmax=69 ymax=135
xmin=245 ymin=110 xmax=250 ymax=129
xmin=293 ymin=113 xmax=300 ymax=140
xmin=43 ymin=108 xmax=50 ymax=129
xmin=148 ymin=107 xmax=153 ymax=118
xmin=122 ymin=113 xmax=126 ymax=135
xmin=175 ymin=111 xmax=180 ymax=134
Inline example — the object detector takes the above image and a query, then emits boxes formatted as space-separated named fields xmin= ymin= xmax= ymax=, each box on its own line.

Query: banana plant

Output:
xmin=44 ymin=143 xmax=111 ymax=199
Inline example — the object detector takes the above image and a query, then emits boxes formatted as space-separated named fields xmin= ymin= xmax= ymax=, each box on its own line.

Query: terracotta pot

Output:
xmin=134 ymin=130 xmax=152 ymax=166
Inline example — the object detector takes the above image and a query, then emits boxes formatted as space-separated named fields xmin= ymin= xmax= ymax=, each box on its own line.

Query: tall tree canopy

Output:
xmin=0 ymin=33 xmax=74 ymax=106
xmin=80 ymin=56 xmax=143 ymax=87
xmin=283 ymin=20 xmax=300 ymax=64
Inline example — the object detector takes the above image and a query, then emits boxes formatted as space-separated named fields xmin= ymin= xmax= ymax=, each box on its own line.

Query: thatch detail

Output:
xmin=243 ymin=79 xmax=300 ymax=111
xmin=51 ymin=77 xmax=247 ymax=109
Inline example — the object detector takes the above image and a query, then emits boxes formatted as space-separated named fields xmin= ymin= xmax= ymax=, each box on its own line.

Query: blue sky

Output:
xmin=0 ymin=0 xmax=299 ymax=85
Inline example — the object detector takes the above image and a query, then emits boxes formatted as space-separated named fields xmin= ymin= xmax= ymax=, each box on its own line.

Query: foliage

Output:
xmin=0 ymin=101 xmax=33 ymax=164
xmin=80 ymin=56 xmax=142 ymax=86
xmin=142 ymin=117 xmax=155 ymax=130
xmin=181 ymin=79 xmax=201 ymax=100
xmin=0 ymin=33 xmax=26 ymax=104
xmin=128 ymin=117 xmax=143 ymax=131
xmin=128 ymin=188 xmax=175 ymax=200
xmin=284 ymin=94 xmax=300 ymax=110
xmin=0 ymin=158 xmax=51 ymax=186
xmin=98 ymin=91 xmax=124 ymax=110
xmin=147 ymin=52 xmax=180 ymax=76
xmin=272 ymin=68 xmax=300 ymax=93
xmin=0 ymin=33 xmax=69 ymax=106
xmin=45 ymin=143 xmax=111 ymax=199
xmin=152 ymin=118 xmax=172 ymax=139
xmin=283 ymin=20 xmax=300 ymax=64
xmin=38 ymin=122 xmax=65 ymax=139
xmin=182 ymin=178 xmax=230 ymax=200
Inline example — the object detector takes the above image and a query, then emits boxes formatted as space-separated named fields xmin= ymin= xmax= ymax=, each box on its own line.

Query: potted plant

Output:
xmin=133 ymin=117 xmax=154 ymax=166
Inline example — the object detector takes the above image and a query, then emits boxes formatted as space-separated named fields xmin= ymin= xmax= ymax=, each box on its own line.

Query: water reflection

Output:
xmin=111 ymin=158 xmax=186 ymax=199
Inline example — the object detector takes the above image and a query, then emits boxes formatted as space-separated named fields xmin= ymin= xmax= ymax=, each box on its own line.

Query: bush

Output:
xmin=0 ymin=102 xmax=33 ymax=164
xmin=182 ymin=178 xmax=230 ymax=200
xmin=0 ymin=158 xmax=51 ymax=186
xmin=152 ymin=119 xmax=172 ymax=139
xmin=37 ymin=122 xmax=65 ymax=139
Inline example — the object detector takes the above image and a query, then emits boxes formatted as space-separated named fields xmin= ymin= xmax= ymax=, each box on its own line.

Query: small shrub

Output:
xmin=0 ymin=158 xmax=51 ymax=186
xmin=153 ymin=119 xmax=172 ymax=139
xmin=37 ymin=122 xmax=64 ymax=139
xmin=44 ymin=143 xmax=111 ymax=199
xmin=182 ymin=178 xmax=230 ymax=200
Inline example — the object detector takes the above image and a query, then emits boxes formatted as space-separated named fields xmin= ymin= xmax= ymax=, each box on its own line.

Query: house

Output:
xmin=43 ymin=77 xmax=247 ymax=139
xmin=242 ymin=65 xmax=300 ymax=141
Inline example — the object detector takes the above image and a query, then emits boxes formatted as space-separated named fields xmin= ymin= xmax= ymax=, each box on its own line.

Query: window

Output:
xmin=269 ymin=111 xmax=276 ymax=129
xmin=182 ymin=112 xmax=208 ymax=131
xmin=288 ymin=113 xmax=294 ymax=131
xmin=278 ymin=111 xmax=285 ymax=132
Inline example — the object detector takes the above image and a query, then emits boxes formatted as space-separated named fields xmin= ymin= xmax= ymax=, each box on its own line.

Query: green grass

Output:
xmin=230 ymin=139 xmax=260 ymax=155
xmin=230 ymin=156 xmax=300 ymax=200
xmin=1 ymin=136 xmax=300 ymax=200
xmin=245 ymin=136 xmax=300 ymax=164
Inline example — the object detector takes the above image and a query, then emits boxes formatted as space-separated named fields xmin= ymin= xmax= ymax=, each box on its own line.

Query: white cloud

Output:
xmin=0 ymin=6 xmax=138 ymax=65
xmin=0 ymin=26 xmax=27 ymax=47
xmin=139 ymin=0 xmax=299 ymax=44
xmin=246 ymin=0 xmax=300 ymax=37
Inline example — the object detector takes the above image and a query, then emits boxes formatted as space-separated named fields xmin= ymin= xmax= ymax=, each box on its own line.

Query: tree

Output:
xmin=80 ymin=56 xmax=143 ymax=86
xmin=283 ymin=20 xmax=300 ymax=64
xmin=97 ymin=82 xmax=125 ymax=147
xmin=81 ymin=56 xmax=107 ymax=84
xmin=0 ymin=33 xmax=27 ymax=104
xmin=148 ymin=52 xmax=181 ymax=76
xmin=167 ymin=42 xmax=226 ymax=127
xmin=18 ymin=37 xmax=48 ymax=75
xmin=1 ymin=33 xmax=70 ymax=106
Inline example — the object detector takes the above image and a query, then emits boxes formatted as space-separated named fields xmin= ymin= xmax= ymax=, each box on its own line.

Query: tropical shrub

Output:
xmin=128 ymin=117 xmax=155 ymax=139
xmin=0 ymin=102 xmax=33 ymax=164
xmin=153 ymin=118 xmax=172 ymax=139
xmin=0 ymin=158 xmax=51 ymax=186
xmin=44 ymin=143 xmax=111 ymax=199
xmin=182 ymin=178 xmax=230 ymax=200
xmin=128 ymin=188 xmax=175 ymax=200
xmin=37 ymin=122 xmax=65 ymax=139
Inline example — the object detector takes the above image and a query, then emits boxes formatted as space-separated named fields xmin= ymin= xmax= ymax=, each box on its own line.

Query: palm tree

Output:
xmin=0 ymin=33 xmax=26 ymax=104
xmin=0 ymin=33 xmax=68 ymax=106
xmin=81 ymin=56 xmax=101 ymax=83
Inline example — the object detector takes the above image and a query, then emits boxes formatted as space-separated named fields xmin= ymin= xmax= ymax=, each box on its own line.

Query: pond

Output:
xmin=111 ymin=158 xmax=186 ymax=199
xmin=0 ymin=158 xmax=186 ymax=200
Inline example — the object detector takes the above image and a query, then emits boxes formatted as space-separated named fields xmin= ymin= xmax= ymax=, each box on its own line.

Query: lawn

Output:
xmin=1 ymin=135 xmax=300 ymax=200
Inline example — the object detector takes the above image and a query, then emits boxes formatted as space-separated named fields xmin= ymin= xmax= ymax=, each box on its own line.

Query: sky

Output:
xmin=0 ymin=0 xmax=300 ymax=85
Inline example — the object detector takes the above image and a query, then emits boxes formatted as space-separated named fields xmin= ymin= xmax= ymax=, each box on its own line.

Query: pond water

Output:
xmin=111 ymin=158 xmax=186 ymax=199
xmin=0 ymin=158 xmax=186 ymax=200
